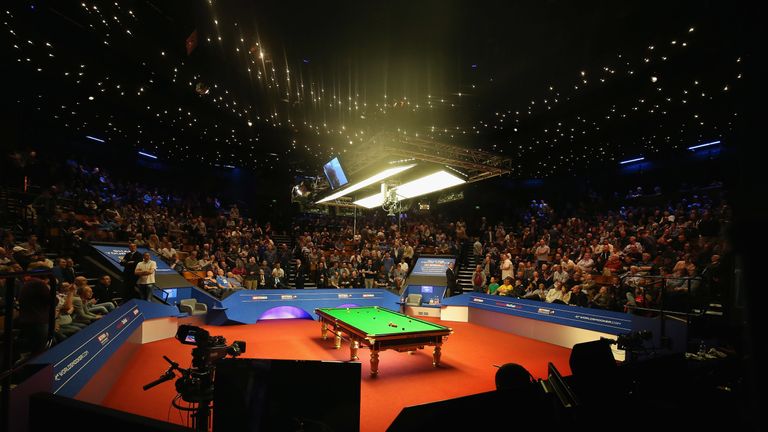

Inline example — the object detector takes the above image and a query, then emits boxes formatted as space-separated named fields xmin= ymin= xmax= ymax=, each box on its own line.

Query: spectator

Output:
xmin=120 ymin=243 xmax=142 ymax=298
xmin=134 ymin=252 xmax=157 ymax=301
xmin=486 ymin=276 xmax=500 ymax=295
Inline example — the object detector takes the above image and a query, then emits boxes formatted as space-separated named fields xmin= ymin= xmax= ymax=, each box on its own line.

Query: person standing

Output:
xmin=120 ymin=243 xmax=142 ymax=299
xmin=294 ymin=258 xmax=305 ymax=289
xmin=361 ymin=259 xmax=375 ymax=289
xmin=134 ymin=252 xmax=157 ymax=301
xmin=446 ymin=261 xmax=458 ymax=296
xmin=471 ymin=264 xmax=486 ymax=293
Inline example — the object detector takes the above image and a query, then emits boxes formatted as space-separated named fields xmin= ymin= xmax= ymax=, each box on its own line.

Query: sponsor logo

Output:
xmin=280 ymin=295 xmax=294 ymax=300
xmin=337 ymin=294 xmax=351 ymax=299
xmin=132 ymin=308 xmax=139 ymax=316
xmin=54 ymin=350 xmax=89 ymax=381
xmin=537 ymin=308 xmax=555 ymax=315
xmin=252 ymin=296 xmax=268 ymax=300
xmin=98 ymin=332 xmax=110 ymax=346
xmin=505 ymin=303 xmax=519 ymax=309
xmin=362 ymin=294 xmax=375 ymax=298
xmin=472 ymin=298 xmax=484 ymax=303
xmin=116 ymin=317 xmax=128 ymax=330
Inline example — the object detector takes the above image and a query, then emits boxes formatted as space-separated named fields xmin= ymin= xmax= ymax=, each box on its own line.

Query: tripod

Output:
xmin=143 ymin=356 xmax=214 ymax=432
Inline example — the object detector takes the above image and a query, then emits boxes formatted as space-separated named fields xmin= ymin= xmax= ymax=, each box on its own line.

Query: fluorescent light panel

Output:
xmin=85 ymin=135 xmax=105 ymax=143
xmin=619 ymin=157 xmax=645 ymax=165
xmin=316 ymin=164 xmax=416 ymax=203
xmin=354 ymin=170 xmax=465 ymax=209
xmin=688 ymin=140 xmax=721 ymax=150
xmin=138 ymin=151 xmax=158 ymax=159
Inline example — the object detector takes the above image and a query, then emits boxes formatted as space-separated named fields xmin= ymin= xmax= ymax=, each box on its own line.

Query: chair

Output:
xmin=405 ymin=294 xmax=422 ymax=306
xmin=178 ymin=298 xmax=208 ymax=315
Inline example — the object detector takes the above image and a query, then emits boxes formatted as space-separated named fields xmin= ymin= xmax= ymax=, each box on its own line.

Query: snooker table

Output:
xmin=315 ymin=306 xmax=452 ymax=376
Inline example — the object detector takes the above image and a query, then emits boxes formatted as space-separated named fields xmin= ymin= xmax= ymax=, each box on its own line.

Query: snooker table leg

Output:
xmin=320 ymin=321 xmax=328 ymax=340
xmin=433 ymin=344 xmax=442 ymax=367
xmin=350 ymin=340 xmax=360 ymax=360
xmin=334 ymin=331 xmax=342 ymax=349
xmin=370 ymin=350 xmax=380 ymax=376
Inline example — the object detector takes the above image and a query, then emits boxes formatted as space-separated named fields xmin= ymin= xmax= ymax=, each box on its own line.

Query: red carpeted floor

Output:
xmin=101 ymin=318 xmax=572 ymax=431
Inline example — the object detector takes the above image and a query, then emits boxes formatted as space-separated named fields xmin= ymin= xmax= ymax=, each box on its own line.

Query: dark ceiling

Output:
xmin=2 ymin=0 xmax=752 ymax=179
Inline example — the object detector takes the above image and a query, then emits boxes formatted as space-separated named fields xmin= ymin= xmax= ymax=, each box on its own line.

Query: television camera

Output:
xmin=602 ymin=330 xmax=653 ymax=361
xmin=143 ymin=325 xmax=246 ymax=431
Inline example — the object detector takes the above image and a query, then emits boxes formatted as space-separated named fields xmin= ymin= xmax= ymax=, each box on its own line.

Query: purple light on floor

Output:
xmin=337 ymin=304 xmax=360 ymax=308
xmin=258 ymin=306 xmax=312 ymax=321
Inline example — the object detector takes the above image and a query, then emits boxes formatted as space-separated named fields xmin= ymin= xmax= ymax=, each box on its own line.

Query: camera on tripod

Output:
xmin=176 ymin=325 xmax=246 ymax=369
xmin=143 ymin=325 xmax=246 ymax=431
xmin=615 ymin=330 xmax=652 ymax=351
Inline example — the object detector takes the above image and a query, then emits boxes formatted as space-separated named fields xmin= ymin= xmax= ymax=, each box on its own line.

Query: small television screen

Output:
xmin=323 ymin=157 xmax=348 ymax=190
xmin=214 ymin=358 xmax=361 ymax=432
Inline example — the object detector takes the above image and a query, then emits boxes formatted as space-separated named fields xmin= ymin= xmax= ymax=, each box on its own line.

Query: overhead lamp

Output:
xmin=316 ymin=164 xmax=416 ymax=203
xmin=688 ymin=140 xmax=721 ymax=150
xmin=619 ymin=157 xmax=645 ymax=165
xmin=354 ymin=170 xmax=465 ymax=209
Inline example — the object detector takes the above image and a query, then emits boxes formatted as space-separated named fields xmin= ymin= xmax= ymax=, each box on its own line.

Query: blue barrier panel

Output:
xmin=440 ymin=294 xmax=469 ymax=306
xmin=219 ymin=289 xmax=402 ymax=324
xmin=31 ymin=302 xmax=143 ymax=397
xmin=29 ymin=299 xmax=182 ymax=397
xmin=467 ymin=293 xmax=633 ymax=335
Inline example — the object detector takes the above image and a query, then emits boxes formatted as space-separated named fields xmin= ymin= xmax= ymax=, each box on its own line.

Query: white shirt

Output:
xmin=135 ymin=260 xmax=157 ymax=284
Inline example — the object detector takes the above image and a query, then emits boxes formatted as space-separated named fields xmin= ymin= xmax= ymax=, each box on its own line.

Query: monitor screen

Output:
xmin=323 ymin=157 xmax=348 ymax=190
xmin=411 ymin=257 xmax=456 ymax=276
xmin=213 ymin=358 xmax=361 ymax=432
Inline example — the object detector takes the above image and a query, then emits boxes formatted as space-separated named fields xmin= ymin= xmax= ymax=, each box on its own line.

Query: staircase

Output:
xmin=457 ymin=241 xmax=478 ymax=293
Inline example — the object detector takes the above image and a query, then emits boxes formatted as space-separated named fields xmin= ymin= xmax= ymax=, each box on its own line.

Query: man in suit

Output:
xmin=446 ymin=261 xmax=459 ymax=296
xmin=294 ymin=258 xmax=305 ymax=289
xmin=120 ymin=243 xmax=142 ymax=299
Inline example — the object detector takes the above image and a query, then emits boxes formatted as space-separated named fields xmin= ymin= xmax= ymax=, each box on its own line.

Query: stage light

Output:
xmin=353 ymin=170 xmax=465 ymax=209
xmin=138 ymin=151 xmax=158 ymax=159
xmin=316 ymin=164 xmax=416 ymax=203
xmin=688 ymin=140 xmax=721 ymax=150
xmin=619 ymin=157 xmax=645 ymax=165
xmin=85 ymin=135 xmax=105 ymax=143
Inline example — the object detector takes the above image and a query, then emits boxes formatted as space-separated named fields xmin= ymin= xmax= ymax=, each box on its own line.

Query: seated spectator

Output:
xmin=255 ymin=269 xmax=270 ymax=289
xmin=327 ymin=273 xmax=340 ymax=289
xmin=486 ymin=276 xmax=500 ymax=295
xmin=602 ymin=254 xmax=622 ymax=275
xmin=271 ymin=263 xmax=287 ymax=289
xmin=185 ymin=252 xmax=202 ymax=271
xmin=545 ymin=282 xmax=567 ymax=304
xmin=90 ymin=275 xmax=117 ymax=311
xmin=159 ymin=241 xmax=176 ymax=262
xmin=170 ymin=254 xmax=185 ymax=272
xmin=552 ymin=264 xmax=569 ymax=285
xmin=524 ymin=282 xmax=547 ymax=301
xmin=590 ymin=286 xmax=613 ymax=309
xmin=201 ymin=271 xmax=221 ymax=297
xmin=496 ymin=277 xmax=514 ymax=296
xmin=215 ymin=268 xmax=232 ymax=294
xmin=576 ymin=252 xmax=595 ymax=274
xmin=565 ymin=285 xmax=589 ymax=307
xmin=72 ymin=284 xmax=103 ymax=324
